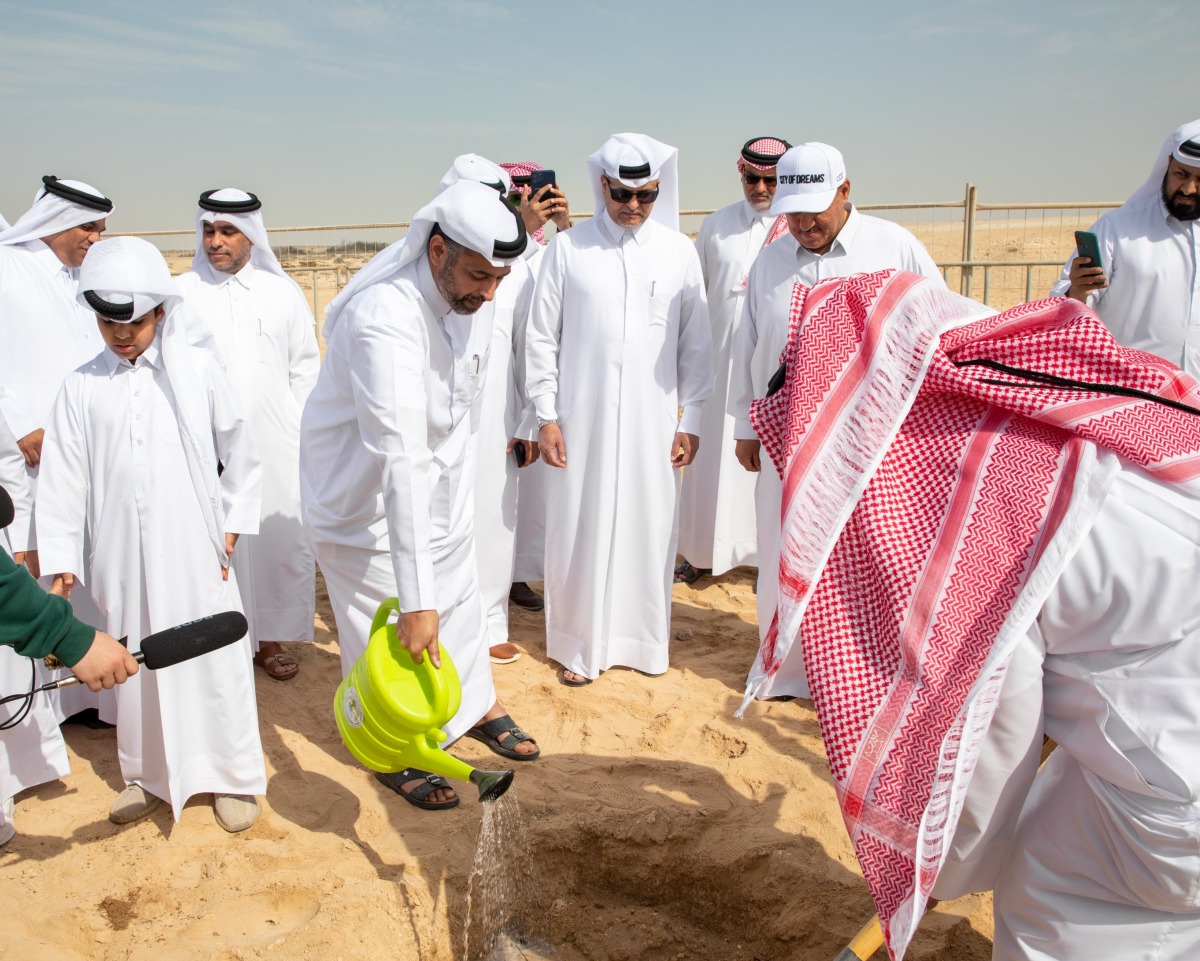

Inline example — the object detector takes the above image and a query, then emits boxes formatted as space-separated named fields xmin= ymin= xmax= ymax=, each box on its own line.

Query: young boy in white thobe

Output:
xmin=36 ymin=237 xmax=266 ymax=832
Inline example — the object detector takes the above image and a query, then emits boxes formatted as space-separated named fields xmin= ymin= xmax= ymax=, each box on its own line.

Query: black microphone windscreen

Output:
xmin=0 ymin=485 xmax=13 ymax=530
xmin=139 ymin=611 xmax=248 ymax=670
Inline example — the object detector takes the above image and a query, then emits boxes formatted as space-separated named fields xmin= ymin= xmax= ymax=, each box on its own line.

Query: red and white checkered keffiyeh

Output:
xmin=501 ymin=161 xmax=547 ymax=246
xmin=737 ymin=137 xmax=790 ymax=172
xmin=738 ymin=138 xmax=790 ymax=251
xmin=743 ymin=270 xmax=1200 ymax=959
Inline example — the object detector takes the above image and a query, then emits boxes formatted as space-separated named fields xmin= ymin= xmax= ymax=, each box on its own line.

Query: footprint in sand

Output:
xmin=178 ymin=891 xmax=320 ymax=947
xmin=700 ymin=723 xmax=749 ymax=759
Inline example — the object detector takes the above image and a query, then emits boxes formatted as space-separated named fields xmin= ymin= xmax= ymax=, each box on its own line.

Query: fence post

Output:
xmin=961 ymin=183 xmax=977 ymax=299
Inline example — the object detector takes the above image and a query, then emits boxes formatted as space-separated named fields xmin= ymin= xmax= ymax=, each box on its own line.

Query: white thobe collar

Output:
xmin=100 ymin=332 xmax=164 ymax=376
xmin=23 ymin=238 xmax=78 ymax=282
xmin=416 ymin=253 xmax=453 ymax=319
xmin=796 ymin=204 xmax=862 ymax=260
xmin=596 ymin=208 xmax=646 ymax=247
xmin=1156 ymin=194 xmax=1199 ymax=232
xmin=205 ymin=258 xmax=256 ymax=292
xmin=739 ymin=199 xmax=774 ymax=228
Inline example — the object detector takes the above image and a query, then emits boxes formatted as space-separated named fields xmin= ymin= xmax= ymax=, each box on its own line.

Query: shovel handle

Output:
xmin=833 ymin=915 xmax=884 ymax=960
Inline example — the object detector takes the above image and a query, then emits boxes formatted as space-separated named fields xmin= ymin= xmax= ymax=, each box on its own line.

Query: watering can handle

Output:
xmin=370 ymin=597 xmax=451 ymax=720
xmin=370 ymin=597 xmax=404 ymax=638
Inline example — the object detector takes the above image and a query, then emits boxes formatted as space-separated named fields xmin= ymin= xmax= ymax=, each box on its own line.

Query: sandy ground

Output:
xmin=1 ymin=570 xmax=995 ymax=961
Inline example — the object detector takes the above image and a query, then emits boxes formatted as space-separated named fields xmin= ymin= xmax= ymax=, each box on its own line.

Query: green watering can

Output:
xmin=334 ymin=597 xmax=514 ymax=802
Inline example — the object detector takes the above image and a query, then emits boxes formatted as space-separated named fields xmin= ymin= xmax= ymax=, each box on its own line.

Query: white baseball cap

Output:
xmin=770 ymin=142 xmax=847 ymax=215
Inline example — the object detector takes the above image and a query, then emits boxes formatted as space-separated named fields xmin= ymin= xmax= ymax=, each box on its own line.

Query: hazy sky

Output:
xmin=2 ymin=0 xmax=1197 ymax=231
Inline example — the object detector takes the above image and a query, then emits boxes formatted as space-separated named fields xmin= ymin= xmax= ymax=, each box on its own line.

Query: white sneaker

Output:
xmin=213 ymin=794 xmax=259 ymax=833
xmin=0 ymin=797 xmax=15 ymax=847
xmin=109 ymin=783 xmax=162 ymax=825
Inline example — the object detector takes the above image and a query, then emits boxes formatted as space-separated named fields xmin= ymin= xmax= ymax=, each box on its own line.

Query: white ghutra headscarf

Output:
xmin=586 ymin=133 xmax=680 ymax=231
xmin=189 ymin=187 xmax=303 ymax=296
xmin=0 ymin=176 xmax=114 ymax=247
xmin=322 ymin=178 xmax=527 ymax=339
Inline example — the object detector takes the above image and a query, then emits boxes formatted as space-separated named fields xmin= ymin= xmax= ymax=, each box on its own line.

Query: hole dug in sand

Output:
xmin=452 ymin=754 xmax=995 ymax=961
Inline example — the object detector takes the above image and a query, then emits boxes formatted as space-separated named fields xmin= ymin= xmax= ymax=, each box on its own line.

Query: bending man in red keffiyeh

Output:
xmin=740 ymin=269 xmax=1200 ymax=960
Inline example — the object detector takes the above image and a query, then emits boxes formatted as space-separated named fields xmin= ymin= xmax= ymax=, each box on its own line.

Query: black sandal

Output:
xmin=673 ymin=560 xmax=711 ymax=585
xmin=374 ymin=769 xmax=460 ymax=810
xmin=464 ymin=715 xmax=541 ymax=761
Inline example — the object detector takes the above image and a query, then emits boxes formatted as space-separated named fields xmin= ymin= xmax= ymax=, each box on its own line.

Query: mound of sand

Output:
xmin=1 ymin=571 xmax=993 ymax=961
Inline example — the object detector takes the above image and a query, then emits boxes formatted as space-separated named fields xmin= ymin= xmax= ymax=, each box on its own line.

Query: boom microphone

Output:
xmin=1 ymin=611 xmax=249 ymax=707
xmin=139 ymin=610 xmax=249 ymax=671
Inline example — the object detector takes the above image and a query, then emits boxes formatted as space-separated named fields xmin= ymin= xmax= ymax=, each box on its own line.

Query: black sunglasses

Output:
xmin=742 ymin=173 xmax=777 ymax=186
xmin=607 ymin=182 xmax=660 ymax=204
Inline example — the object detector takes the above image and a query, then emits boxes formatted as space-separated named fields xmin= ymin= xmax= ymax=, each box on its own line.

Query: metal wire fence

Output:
xmin=123 ymin=185 xmax=1121 ymax=327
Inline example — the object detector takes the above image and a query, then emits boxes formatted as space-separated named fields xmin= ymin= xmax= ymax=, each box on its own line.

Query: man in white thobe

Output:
xmin=0 ymin=409 xmax=69 ymax=846
xmin=36 ymin=237 xmax=266 ymax=831
xmin=505 ymin=161 xmax=575 ymax=619
xmin=525 ymin=133 xmax=714 ymax=686
xmin=434 ymin=155 xmax=560 ymax=665
xmin=0 ymin=177 xmax=115 ymax=726
xmin=728 ymin=142 xmax=943 ymax=699
xmin=675 ymin=136 xmax=792 ymax=586
xmin=176 ymin=188 xmax=319 ymax=682
xmin=301 ymin=181 xmax=539 ymax=810
xmin=927 ymin=467 xmax=1200 ymax=961
xmin=740 ymin=270 xmax=1200 ymax=959
xmin=442 ymin=157 xmax=573 ymax=665
xmin=0 ymin=176 xmax=112 ymax=461
xmin=1051 ymin=119 xmax=1200 ymax=377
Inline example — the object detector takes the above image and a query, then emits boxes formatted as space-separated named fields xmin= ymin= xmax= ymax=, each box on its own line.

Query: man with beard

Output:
xmin=176 ymin=189 xmax=320 ymax=683
xmin=301 ymin=181 xmax=539 ymax=810
xmin=675 ymin=136 xmax=791 ymax=586
xmin=1053 ymin=119 xmax=1200 ymax=376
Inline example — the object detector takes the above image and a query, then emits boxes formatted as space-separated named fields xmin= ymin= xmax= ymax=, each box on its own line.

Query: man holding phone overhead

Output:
xmin=1053 ymin=119 xmax=1200 ymax=376
xmin=500 ymin=162 xmax=573 ymax=621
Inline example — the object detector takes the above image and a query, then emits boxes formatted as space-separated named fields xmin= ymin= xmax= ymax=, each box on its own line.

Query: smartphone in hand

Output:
xmin=1074 ymin=230 xmax=1103 ymax=272
xmin=529 ymin=169 xmax=557 ymax=198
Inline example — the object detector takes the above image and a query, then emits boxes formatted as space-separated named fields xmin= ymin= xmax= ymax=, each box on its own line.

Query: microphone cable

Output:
xmin=0 ymin=657 xmax=38 ymax=730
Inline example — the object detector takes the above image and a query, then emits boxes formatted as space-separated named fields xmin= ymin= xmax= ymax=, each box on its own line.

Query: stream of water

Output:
xmin=462 ymin=792 xmax=545 ymax=961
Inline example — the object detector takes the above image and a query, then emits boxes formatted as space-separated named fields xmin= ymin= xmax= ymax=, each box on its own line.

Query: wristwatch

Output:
xmin=537 ymin=416 xmax=558 ymax=430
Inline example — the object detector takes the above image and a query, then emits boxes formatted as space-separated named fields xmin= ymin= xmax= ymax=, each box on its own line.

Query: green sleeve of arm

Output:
xmin=0 ymin=550 xmax=95 ymax=665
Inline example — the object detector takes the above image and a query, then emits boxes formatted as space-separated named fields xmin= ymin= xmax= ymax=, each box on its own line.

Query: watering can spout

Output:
xmin=470 ymin=768 xmax=515 ymax=802
xmin=334 ymin=598 xmax=519 ymax=800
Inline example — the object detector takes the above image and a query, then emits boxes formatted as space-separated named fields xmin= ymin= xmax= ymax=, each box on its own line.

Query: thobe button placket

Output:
xmin=620 ymin=232 xmax=638 ymax=338
xmin=126 ymin=365 xmax=151 ymax=503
